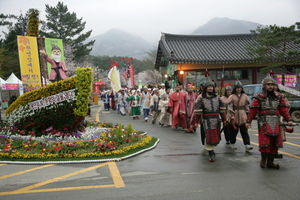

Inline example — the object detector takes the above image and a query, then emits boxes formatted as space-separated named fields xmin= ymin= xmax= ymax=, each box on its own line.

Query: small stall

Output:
xmin=0 ymin=73 xmax=23 ymax=108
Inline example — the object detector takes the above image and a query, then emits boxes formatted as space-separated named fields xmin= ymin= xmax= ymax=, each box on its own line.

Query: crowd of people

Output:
xmin=99 ymin=73 xmax=293 ymax=168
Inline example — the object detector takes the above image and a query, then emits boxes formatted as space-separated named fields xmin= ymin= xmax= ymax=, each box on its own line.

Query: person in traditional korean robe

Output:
xmin=227 ymin=80 xmax=253 ymax=151
xmin=181 ymin=84 xmax=198 ymax=133
xmin=140 ymin=87 xmax=152 ymax=122
xmin=220 ymin=86 xmax=233 ymax=144
xmin=150 ymin=88 xmax=161 ymax=124
xmin=117 ymin=89 xmax=127 ymax=116
xmin=126 ymin=90 xmax=141 ymax=119
xmin=159 ymin=88 xmax=171 ymax=127
xmin=246 ymin=74 xmax=293 ymax=169
xmin=110 ymin=91 xmax=116 ymax=110
xmin=167 ymin=84 xmax=186 ymax=129
xmin=101 ymin=91 xmax=110 ymax=111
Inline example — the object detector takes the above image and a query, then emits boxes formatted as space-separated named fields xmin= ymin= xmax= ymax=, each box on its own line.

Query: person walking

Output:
xmin=140 ymin=87 xmax=151 ymax=122
xmin=245 ymin=73 xmax=293 ymax=169
xmin=159 ymin=87 xmax=171 ymax=127
xmin=150 ymin=88 xmax=161 ymax=124
xmin=167 ymin=83 xmax=186 ymax=129
xmin=101 ymin=91 xmax=110 ymax=111
xmin=117 ymin=88 xmax=127 ymax=116
xmin=227 ymin=80 xmax=253 ymax=151
xmin=221 ymin=86 xmax=233 ymax=144
xmin=126 ymin=90 xmax=140 ymax=119
xmin=195 ymin=74 xmax=226 ymax=162
xmin=181 ymin=84 xmax=198 ymax=133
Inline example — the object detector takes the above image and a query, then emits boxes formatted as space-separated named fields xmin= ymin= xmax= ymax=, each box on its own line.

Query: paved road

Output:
xmin=0 ymin=103 xmax=300 ymax=200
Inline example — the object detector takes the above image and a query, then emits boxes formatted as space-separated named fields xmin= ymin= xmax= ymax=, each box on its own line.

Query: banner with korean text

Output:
xmin=275 ymin=74 xmax=298 ymax=87
xmin=44 ymin=38 xmax=64 ymax=75
xmin=17 ymin=36 xmax=42 ymax=89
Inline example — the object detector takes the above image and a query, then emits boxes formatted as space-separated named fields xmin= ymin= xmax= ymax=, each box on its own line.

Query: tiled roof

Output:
xmin=155 ymin=33 xmax=300 ymax=67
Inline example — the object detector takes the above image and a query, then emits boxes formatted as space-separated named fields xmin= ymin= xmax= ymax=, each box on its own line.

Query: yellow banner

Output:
xmin=110 ymin=66 xmax=121 ymax=92
xmin=17 ymin=36 xmax=42 ymax=90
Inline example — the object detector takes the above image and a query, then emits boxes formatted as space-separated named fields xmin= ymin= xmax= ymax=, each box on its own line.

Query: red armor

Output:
xmin=247 ymin=90 xmax=291 ymax=152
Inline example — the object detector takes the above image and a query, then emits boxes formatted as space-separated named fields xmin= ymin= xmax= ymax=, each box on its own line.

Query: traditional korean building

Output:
xmin=154 ymin=33 xmax=300 ymax=89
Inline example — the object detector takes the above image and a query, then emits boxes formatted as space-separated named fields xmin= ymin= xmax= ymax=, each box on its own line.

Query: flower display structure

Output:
xmin=0 ymin=121 xmax=157 ymax=161
xmin=5 ymin=67 xmax=93 ymax=136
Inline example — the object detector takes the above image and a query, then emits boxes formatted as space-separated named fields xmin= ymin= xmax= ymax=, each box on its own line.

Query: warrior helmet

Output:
xmin=262 ymin=73 xmax=276 ymax=85
xmin=234 ymin=80 xmax=243 ymax=88
xmin=225 ymin=86 xmax=232 ymax=91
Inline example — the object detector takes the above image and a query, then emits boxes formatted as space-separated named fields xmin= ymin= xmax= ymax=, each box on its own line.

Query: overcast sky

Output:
xmin=1 ymin=0 xmax=299 ymax=44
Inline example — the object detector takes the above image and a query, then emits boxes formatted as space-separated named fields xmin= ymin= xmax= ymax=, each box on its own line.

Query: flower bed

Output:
xmin=0 ymin=121 xmax=158 ymax=162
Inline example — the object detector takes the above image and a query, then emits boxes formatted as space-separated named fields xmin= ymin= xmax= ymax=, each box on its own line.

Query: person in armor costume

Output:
xmin=221 ymin=86 xmax=233 ymax=144
xmin=195 ymin=76 xmax=226 ymax=162
xmin=273 ymin=83 xmax=291 ymax=159
xmin=227 ymin=80 xmax=253 ymax=151
xmin=245 ymin=74 xmax=292 ymax=169
xmin=181 ymin=84 xmax=199 ymax=133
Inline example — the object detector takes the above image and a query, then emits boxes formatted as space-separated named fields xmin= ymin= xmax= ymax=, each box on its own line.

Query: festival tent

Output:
xmin=1 ymin=73 xmax=24 ymax=105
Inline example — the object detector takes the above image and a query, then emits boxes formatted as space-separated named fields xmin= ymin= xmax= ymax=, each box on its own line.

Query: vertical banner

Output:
xmin=129 ymin=65 xmax=135 ymax=87
xmin=17 ymin=36 xmax=42 ymax=89
xmin=108 ymin=66 xmax=121 ymax=92
xmin=44 ymin=38 xmax=64 ymax=75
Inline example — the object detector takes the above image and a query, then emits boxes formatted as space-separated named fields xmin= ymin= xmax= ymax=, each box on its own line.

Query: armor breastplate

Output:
xmin=258 ymin=96 xmax=281 ymax=136
xmin=202 ymin=97 xmax=220 ymax=114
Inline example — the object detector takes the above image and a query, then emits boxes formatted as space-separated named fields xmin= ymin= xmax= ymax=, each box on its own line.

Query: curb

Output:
xmin=0 ymin=138 xmax=160 ymax=165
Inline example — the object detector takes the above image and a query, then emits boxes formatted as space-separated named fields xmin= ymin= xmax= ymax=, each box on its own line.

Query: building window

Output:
xmin=217 ymin=70 xmax=248 ymax=80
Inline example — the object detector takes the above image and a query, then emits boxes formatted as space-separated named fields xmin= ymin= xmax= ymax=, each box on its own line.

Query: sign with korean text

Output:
xmin=275 ymin=74 xmax=297 ymax=87
xmin=5 ymin=83 xmax=19 ymax=90
xmin=17 ymin=36 xmax=42 ymax=88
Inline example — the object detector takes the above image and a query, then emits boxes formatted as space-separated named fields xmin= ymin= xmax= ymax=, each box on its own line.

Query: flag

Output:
xmin=108 ymin=66 xmax=121 ymax=92
xmin=17 ymin=36 xmax=42 ymax=89
xmin=129 ymin=65 xmax=135 ymax=87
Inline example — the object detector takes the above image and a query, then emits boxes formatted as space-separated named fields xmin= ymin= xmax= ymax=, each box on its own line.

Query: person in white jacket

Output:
xmin=159 ymin=88 xmax=171 ymax=127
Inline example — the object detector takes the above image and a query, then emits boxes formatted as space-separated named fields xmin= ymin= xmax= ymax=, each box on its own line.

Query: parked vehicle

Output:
xmin=243 ymin=84 xmax=300 ymax=122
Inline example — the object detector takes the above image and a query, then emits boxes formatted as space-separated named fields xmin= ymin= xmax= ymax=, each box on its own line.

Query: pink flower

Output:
xmin=54 ymin=132 xmax=63 ymax=136
xmin=46 ymin=126 xmax=53 ymax=132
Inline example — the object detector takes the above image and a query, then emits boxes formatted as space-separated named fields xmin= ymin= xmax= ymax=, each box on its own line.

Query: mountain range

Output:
xmin=88 ymin=17 xmax=262 ymax=60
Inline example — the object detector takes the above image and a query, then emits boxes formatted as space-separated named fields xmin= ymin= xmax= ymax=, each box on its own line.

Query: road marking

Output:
xmin=0 ymin=162 xmax=125 ymax=196
xmin=0 ymin=164 xmax=7 ymax=167
xmin=284 ymin=142 xmax=300 ymax=148
xmin=286 ymin=136 xmax=300 ymax=139
xmin=237 ymin=135 xmax=300 ymax=160
xmin=0 ymin=164 xmax=55 ymax=180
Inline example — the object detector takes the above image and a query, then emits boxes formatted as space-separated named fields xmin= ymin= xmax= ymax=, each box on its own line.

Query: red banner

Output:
xmin=129 ymin=65 xmax=135 ymax=86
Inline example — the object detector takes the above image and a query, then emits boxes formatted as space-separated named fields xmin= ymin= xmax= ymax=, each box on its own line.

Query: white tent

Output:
xmin=5 ymin=72 xmax=24 ymax=96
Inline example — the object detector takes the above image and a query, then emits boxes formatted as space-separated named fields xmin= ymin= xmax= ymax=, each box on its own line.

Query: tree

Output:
xmin=246 ymin=24 xmax=300 ymax=74
xmin=0 ymin=14 xmax=25 ymax=78
xmin=141 ymin=46 xmax=157 ymax=70
xmin=136 ymin=70 xmax=162 ymax=85
xmin=40 ymin=2 xmax=95 ymax=62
